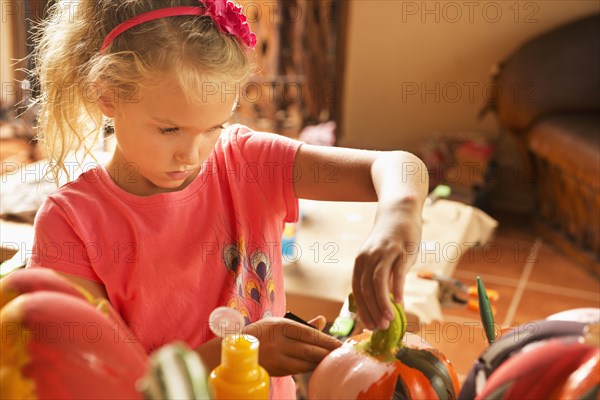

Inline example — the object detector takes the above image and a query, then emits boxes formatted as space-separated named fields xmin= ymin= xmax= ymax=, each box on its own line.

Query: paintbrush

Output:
xmin=477 ymin=276 xmax=496 ymax=344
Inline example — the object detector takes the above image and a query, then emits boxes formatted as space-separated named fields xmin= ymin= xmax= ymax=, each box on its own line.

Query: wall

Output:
xmin=338 ymin=0 xmax=599 ymax=212
xmin=339 ymin=0 xmax=599 ymax=153
xmin=0 ymin=0 xmax=15 ymax=109
xmin=1 ymin=0 xmax=35 ymax=112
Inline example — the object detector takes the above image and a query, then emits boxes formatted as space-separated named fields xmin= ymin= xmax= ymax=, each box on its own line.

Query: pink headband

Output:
xmin=100 ymin=0 xmax=257 ymax=53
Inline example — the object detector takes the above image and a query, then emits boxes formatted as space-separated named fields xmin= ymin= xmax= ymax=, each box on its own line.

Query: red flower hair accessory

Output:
xmin=200 ymin=0 xmax=257 ymax=48
xmin=100 ymin=0 xmax=256 ymax=53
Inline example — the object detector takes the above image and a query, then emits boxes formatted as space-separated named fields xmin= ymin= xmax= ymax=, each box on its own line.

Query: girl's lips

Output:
xmin=166 ymin=170 xmax=193 ymax=181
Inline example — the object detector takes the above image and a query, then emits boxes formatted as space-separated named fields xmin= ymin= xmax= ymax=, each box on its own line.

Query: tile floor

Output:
xmin=416 ymin=210 xmax=600 ymax=381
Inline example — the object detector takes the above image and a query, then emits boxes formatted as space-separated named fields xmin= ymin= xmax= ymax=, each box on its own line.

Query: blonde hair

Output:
xmin=30 ymin=0 xmax=254 ymax=183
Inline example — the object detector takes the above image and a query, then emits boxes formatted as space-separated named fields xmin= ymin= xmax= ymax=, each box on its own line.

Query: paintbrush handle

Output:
xmin=477 ymin=276 xmax=496 ymax=344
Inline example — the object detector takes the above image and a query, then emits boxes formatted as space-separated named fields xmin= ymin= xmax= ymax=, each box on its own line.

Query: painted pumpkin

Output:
xmin=309 ymin=300 xmax=459 ymax=399
xmin=458 ymin=319 xmax=588 ymax=400
xmin=547 ymin=307 xmax=600 ymax=325
xmin=475 ymin=336 xmax=599 ymax=399
xmin=0 ymin=267 xmax=86 ymax=308
xmin=557 ymin=350 xmax=600 ymax=399
xmin=0 ymin=268 xmax=149 ymax=399
xmin=139 ymin=342 xmax=211 ymax=399
xmin=0 ymin=268 xmax=145 ymax=358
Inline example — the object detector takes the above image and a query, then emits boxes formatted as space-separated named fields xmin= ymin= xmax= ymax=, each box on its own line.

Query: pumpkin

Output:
xmin=557 ymin=350 xmax=599 ymax=399
xmin=459 ymin=309 xmax=600 ymax=400
xmin=309 ymin=300 xmax=459 ymax=399
xmin=475 ymin=337 xmax=599 ymax=399
xmin=139 ymin=342 xmax=211 ymax=399
xmin=458 ymin=319 xmax=588 ymax=400
xmin=0 ymin=268 xmax=145 ymax=359
xmin=0 ymin=267 xmax=87 ymax=308
xmin=0 ymin=268 xmax=149 ymax=399
xmin=547 ymin=307 xmax=600 ymax=325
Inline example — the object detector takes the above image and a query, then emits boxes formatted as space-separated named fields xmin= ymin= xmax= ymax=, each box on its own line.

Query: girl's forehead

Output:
xmin=135 ymin=80 xmax=238 ymax=107
xmin=132 ymin=82 xmax=236 ymax=126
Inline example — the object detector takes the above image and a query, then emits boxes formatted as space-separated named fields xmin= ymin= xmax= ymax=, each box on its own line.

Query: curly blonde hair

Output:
xmin=30 ymin=0 xmax=254 ymax=183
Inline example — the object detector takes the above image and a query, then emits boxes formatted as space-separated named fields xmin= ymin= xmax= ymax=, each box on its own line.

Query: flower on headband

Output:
xmin=199 ymin=0 xmax=257 ymax=48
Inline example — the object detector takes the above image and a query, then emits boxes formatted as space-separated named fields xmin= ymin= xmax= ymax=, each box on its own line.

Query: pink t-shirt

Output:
xmin=28 ymin=124 xmax=302 ymax=399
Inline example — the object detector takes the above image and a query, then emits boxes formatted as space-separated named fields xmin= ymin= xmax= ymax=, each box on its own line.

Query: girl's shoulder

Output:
xmin=219 ymin=123 xmax=252 ymax=145
xmin=221 ymin=123 xmax=300 ymax=143
xmin=219 ymin=123 xmax=302 ymax=156
xmin=46 ymin=165 xmax=107 ymax=205
xmin=35 ymin=164 xmax=108 ymax=228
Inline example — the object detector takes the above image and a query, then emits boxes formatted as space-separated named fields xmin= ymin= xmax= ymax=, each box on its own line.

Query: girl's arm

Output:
xmin=55 ymin=271 xmax=110 ymax=300
xmin=293 ymin=144 xmax=429 ymax=331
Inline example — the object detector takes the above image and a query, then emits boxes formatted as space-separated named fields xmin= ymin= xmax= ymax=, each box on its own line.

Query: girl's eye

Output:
xmin=157 ymin=127 xmax=179 ymax=135
xmin=208 ymin=124 xmax=226 ymax=132
xmin=156 ymin=124 xmax=225 ymax=135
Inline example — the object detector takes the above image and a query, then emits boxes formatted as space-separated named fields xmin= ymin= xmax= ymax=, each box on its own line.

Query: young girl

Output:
xmin=27 ymin=0 xmax=428 ymax=398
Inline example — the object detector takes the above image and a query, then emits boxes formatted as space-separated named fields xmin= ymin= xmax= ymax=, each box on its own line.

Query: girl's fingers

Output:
xmin=360 ymin=260 xmax=385 ymax=329
xmin=357 ymin=273 xmax=377 ymax=330
xmin=285 ymin=342 xmax=332 ymax=364
xmin=307 ymin=315 xmax=326 ymax=331
xmin=391 ymin=256 xmax=406 ymax=303
xmin=370 ymin=252 xmax=398 ymax=329
xmin=282 ymin=322 xmax=341 ymax=351
xmin=352 ymin=257 xmax=375 ymax=330
xmin=274 ymin=356 xmax=319 ymax=376
xmin=271 ymin=340 xmax=337 ymax=375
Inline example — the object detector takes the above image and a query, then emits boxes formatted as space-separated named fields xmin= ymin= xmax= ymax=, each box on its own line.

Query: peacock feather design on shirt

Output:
xmin=215 ymin=215 xmax=276 ymax=326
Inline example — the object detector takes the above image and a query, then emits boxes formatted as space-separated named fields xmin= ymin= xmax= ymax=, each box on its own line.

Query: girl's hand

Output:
xmin=352 ymin=200 xmax=423 ymax=331
xmin=242 ymin=316 xmax=341 ymax=376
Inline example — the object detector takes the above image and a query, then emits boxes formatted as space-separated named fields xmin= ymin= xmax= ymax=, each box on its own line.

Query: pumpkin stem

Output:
xmin=365 ymin=297 xmax=407 ymax=361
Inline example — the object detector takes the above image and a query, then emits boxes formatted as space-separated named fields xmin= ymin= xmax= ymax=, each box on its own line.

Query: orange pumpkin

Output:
xmin=0 ymin=268 xmax=145 ymax=357
xmin=459 ymin=316 xmax=599 ymax=399
xmin=0 ymin=267 xmax=86 ymax=308
xmin=0 ymin=268 xmax=148 ymax=399
xmin=309 ymin=301 xmax=459 ymax=399
xmin=475 ymin=338 xmax=599 ymax=399
xmin=557 ymin=351 xmax=600 ymax=399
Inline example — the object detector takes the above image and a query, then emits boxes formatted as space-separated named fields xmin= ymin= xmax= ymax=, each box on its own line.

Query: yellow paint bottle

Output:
xmin=208 ymin=334 xmax=269 ymax=399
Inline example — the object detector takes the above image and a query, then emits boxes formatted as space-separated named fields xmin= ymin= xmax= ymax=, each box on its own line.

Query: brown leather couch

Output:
xmin=485 ymin=13 xmax=599 ymax=275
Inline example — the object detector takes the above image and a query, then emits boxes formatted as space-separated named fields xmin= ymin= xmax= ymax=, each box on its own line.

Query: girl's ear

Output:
xmin=97 ymin=84 xmax=118 ymax=118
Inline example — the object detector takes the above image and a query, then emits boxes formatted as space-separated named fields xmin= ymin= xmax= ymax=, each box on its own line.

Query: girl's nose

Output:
xmin=174 ymin=140 xmax=201 ymax=166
